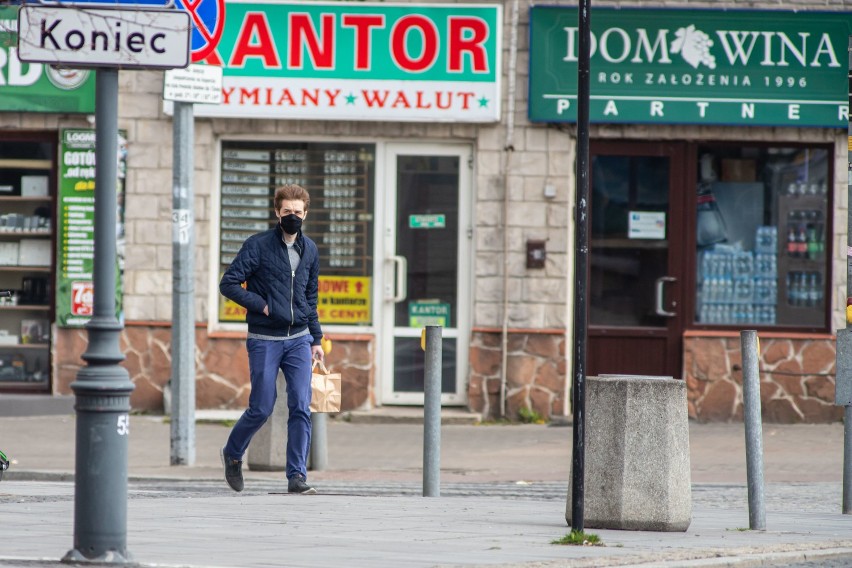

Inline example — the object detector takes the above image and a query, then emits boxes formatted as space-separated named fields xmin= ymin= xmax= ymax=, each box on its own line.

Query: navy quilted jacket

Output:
xmin=219 ymin=224 xmax=323 ymax=344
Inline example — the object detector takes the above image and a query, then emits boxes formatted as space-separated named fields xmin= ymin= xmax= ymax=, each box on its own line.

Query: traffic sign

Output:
xmin=17 ymin=6 xmax=191 ymax=69
xmin=174 ymin=0 xmax=225 ymax=63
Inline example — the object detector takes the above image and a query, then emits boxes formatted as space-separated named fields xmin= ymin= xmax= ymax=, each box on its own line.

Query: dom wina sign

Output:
xmin=529 ymin=7 xmax=851 ymax=128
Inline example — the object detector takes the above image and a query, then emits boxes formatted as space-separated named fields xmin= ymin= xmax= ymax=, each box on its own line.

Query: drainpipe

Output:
xmin=500 ymin=0 xmax=521 ymax=418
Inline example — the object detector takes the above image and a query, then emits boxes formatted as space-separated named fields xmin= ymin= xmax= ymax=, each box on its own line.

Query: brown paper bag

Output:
xmin=310 ymin=359 xmax=341 ymax=413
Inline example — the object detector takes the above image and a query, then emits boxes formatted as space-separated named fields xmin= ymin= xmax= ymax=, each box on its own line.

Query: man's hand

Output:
xmin=311 ymin=345 xmax=324 ymax=361
xmin=263 ymin=305 xmax=269 ymax=316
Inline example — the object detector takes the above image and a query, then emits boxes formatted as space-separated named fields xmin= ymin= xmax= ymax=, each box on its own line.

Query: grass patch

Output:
xmin=518 ymin=407 xmax=546 ymax=424
xmin=552 ymin=530 xmax=603 ymax=546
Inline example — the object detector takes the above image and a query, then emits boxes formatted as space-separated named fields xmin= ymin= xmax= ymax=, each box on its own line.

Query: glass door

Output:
xmin=587 ymin=141 xmax=687 ymax=378
xmin=381 ymin=144 xmax=471 ymax=405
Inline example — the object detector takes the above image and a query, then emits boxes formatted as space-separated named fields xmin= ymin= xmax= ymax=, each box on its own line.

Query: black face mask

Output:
xmin=279 ymin=213 xmax=302 ymax=235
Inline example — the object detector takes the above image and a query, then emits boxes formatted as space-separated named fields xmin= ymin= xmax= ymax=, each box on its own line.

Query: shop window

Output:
xmin=0 ymin=134 xmax=55 ymax=391
xmin=695 ymin=145 xmax=829 ymax=328
xmin=217 ymin=141 xmax=375 ymax=327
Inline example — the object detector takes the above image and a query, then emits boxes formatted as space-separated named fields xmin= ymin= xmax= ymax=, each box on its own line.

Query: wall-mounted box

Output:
xmin=21 ymin=176 xmax=49 ymax=197
xmin=526 ymin=240 xmax=547 ymax=269
xmin=18 ymin=239 xmax=51 ymax=266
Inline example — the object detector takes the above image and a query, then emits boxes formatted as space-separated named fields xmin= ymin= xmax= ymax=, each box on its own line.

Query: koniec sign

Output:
xmin=17 ymin=5 xmax=190 ymax=69
xmin=529 ymin=7 xmax=851 ymax=128
xmin=186 ymin=1 xmax=502 ymax=122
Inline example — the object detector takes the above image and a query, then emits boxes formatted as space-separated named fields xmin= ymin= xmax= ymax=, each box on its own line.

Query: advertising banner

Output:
xmin=56 ymin=129 xmax=126 ymax=327
xmin=0 ymin=7 xmax=95 ymax=113
xmin=189 ymin=1 xmax=502 ymax=122
xmin=530 ymin=7 xmax=851 ymax=127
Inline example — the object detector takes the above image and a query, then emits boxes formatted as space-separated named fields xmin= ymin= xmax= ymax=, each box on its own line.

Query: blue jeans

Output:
xmin=224 ymin=335 xmax=313 ymax=480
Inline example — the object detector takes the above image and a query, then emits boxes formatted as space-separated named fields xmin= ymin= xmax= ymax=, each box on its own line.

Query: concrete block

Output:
xmin=566 ymin=375 xmax=691 ymax=532
xmin=247 ymin=372 xmax=288 ymax=472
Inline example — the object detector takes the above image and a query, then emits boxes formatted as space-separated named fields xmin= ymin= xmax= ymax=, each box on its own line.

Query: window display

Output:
xmin=695 ymin=146 xmax=829 ymax=328
xmin=217 ymin=141 xmax=375 ymax=326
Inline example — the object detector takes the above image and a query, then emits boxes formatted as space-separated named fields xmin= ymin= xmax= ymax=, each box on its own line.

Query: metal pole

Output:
xmin=170 ymin=100 xmax=196 ymax=465
xmin=740 ymin=330 xmax=766 ymax=530
xmin=310 ymin=413 xmax=328 ymax=471
xmin=423 ymin=325 xmax=442 ymax=497
xmin=63 ymin=67 xmax=134 ymax=564
xmin=570 ymin=0 xmax=591 ymax=532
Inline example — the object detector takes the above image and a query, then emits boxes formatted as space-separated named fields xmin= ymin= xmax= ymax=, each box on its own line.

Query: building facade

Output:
xmin=1 ymin=0 xmax=849 ymax=423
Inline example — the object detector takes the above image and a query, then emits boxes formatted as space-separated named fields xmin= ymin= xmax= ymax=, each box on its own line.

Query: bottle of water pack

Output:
xmin=755 ymin=226 xmax=777 ymax=254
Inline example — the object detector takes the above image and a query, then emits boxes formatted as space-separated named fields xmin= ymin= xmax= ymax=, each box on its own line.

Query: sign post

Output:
xmin=18 ymin=3 xmax=189 ymax=561
xmin=163 ymin=65 xmax=221 ymax=466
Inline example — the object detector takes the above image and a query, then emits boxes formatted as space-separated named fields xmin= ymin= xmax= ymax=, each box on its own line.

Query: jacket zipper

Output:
xmin=288 ymin=269 xmax=295 ymax=336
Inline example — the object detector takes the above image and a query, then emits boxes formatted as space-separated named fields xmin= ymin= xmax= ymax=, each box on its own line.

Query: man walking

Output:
xmin=219 ymin=184 xmax=324 ymax=494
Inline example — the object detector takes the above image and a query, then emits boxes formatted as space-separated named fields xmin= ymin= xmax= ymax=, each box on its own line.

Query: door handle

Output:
xmin=386 ymin=255 xmax=408 ymax=303
xmin=655 ymin=276 xmax=677 ymax=317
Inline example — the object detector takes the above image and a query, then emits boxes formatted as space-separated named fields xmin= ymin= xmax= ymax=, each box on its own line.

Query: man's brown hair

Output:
xmin=274 ymin=184 xmax=311 ymax=211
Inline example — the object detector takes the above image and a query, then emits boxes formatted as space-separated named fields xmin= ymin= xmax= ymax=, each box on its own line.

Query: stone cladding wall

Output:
xmin=684 ymin=335 xmax=842 ymax=423
xmin=468 ymin=330 xmax=567 ymax=420
xmin=54 ymin=327 xmax=374 ymax=413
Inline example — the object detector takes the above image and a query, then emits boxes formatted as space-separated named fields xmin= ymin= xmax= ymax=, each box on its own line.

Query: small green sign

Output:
xmin=409 ymin=301 xmax=450 ymax=328
xmin=529 ymin=7 xmax=851 ymax=127
xmin=409 ymin=214 xmax=446 ymax=229
xmin=0 ymin=7 xmax=95 ymax=113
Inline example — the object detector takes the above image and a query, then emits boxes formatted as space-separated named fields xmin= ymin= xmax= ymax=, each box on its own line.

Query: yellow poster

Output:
xmin=219 ymin=276 xmax=248 ymax=322
xmin=318 ymin=276 xmax=371 ymax=325
xmin=219 ymin=297 xmax=247 ymax=322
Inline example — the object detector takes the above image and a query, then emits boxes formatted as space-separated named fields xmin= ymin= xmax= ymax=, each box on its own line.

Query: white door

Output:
xmin=380 ymin=144 xmax=472 ymax=405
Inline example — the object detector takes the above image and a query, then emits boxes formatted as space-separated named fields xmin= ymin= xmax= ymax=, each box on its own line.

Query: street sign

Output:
xmin=17 ymin=6 xmax=190 ymax=69
xmin=163 ymin=63 xmax=222 ymax=103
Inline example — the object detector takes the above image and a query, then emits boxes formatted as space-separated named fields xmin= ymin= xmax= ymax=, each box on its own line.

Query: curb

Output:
xmin=615 ymin=545 xmax=852 ymax=567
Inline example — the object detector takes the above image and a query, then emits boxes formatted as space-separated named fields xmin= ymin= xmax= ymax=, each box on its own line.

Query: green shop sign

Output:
xmin=0 ymin=7 xmax=95 ymax=113
xmin=56 ymin=129 xmax=126 ymax=327
xmin=529 ymin=7 xmax=850 ymax=128
xmin=409 ymin=301 xmax=450 ymax=328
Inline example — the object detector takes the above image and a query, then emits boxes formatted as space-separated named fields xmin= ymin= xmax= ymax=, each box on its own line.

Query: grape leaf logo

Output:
xmin=670 ymin=25 xmax=717 ymax=69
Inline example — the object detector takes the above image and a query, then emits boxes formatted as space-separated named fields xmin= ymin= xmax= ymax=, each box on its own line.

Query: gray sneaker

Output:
xmin=220 ymin=448 xmax=244 ymax=492
xmin=288 ymin=476 xmax=317 ymax=495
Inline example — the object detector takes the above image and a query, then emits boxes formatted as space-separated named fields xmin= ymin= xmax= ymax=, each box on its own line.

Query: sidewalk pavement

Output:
xmin=0 ymin=413 xmax=851 ymax=567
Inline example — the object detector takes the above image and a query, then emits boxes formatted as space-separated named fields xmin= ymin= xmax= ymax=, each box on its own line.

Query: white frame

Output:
xmin=379 ymin=142 xmax=474 ymax=406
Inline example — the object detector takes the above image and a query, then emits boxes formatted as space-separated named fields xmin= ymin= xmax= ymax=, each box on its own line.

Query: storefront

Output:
xmin=529 ymin=6 xmax=847 ymax=422
xmin=2 ymin=1 xmax=848 ymax=423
